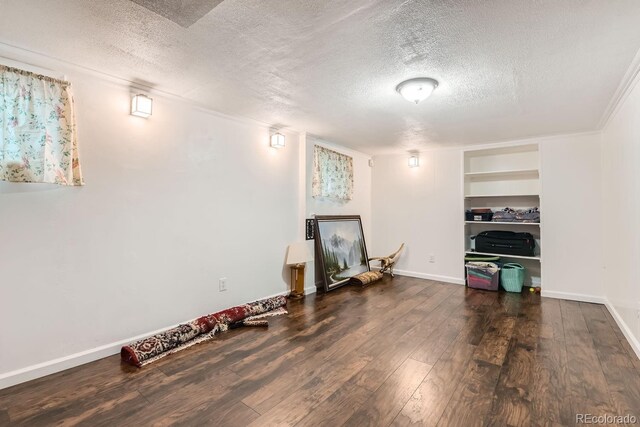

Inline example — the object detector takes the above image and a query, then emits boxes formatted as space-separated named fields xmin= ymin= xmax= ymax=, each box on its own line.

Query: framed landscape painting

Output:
xmin=314 ymin=215 xmax=370 ymax=291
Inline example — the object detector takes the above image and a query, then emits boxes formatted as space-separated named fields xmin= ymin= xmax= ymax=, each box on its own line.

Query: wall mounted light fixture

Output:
xmin=270 ymin=132 xmax=285 ymax=149
xmin=396 ymin=77 xmax=439 ymax=104
xmin=408 ymin=154 xmax=420 ymax=168
xmin=131 ymin=94 xmax=153 ymax=118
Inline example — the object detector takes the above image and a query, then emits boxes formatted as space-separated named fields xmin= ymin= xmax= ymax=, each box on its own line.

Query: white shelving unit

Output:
xmin=464 ymin=143 xmax=542 ymax=289
xmin=464 ymin=194 xmax=539 ymax=198
xmin=464 ymin=251 xmax=541 ymax=261
xmin=464 ymin=221 xmax=540 ymax=226
xmin=464 ymin=169 xmax=539 ymax=179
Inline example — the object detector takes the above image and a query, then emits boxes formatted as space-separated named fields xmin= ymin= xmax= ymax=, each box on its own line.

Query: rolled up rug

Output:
xmin=121 ymin=295 xmax=287 ymax=367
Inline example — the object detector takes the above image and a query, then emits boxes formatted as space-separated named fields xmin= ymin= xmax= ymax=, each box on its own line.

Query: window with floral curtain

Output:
xmin=312 ymin=145 xmax=353 ymax=201
xmin=0 ymin=64 xmax=83 ymax=186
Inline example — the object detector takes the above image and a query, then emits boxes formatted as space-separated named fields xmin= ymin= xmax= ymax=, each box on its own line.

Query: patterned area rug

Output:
xmin=121 ymin=295 xmax=287 ymax=367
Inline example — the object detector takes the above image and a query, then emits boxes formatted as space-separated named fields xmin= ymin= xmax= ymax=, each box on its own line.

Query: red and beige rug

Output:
xmin=121 ymin=295 xmax=287 ymax=367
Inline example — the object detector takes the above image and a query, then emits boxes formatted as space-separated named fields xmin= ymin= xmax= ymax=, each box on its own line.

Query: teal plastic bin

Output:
xmin=500 ymin=263 xmax=525 ymax=292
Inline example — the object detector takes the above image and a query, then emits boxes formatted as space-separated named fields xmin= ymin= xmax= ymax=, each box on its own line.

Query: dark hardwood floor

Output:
xmin=2 ymin=276 xmax=640 ymax=426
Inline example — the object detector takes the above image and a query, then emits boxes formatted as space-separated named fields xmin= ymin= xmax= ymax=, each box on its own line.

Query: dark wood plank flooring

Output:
xmin=2 ymin=276 xmax=640 ymax=426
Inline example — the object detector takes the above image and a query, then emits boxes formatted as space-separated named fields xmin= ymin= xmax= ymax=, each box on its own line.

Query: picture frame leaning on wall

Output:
xmin=313 ymin=215 xmax=370 ymax=292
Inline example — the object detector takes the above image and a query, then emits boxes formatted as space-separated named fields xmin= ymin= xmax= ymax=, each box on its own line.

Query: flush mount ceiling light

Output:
xmin=396 ymin=77 xmax=439 ymax=104
xmin=131 ymin=94 xmax=153 ymax=118
xmin=270 ymin=132 xmax=285 ymax=149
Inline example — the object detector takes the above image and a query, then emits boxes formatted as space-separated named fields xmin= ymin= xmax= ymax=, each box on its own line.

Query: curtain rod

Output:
xmin=0 ymin=63 xmax=71 ymax=87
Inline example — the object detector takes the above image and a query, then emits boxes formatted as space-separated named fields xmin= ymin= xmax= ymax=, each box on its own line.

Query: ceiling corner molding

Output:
xmin=0 ymin=55 xmax=66 ymax=81
xmin=306 ymin=135 xmax=374 ymax=157
xmin=598 ymin=46 xmax=640 ymax=130
xmin=0 ymin=41 xmax=303 ymax=136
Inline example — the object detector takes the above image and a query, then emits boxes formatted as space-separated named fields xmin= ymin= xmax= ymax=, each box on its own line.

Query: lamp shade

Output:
xmin=131 ymin=94 xmax=153 ymax=118
xmin=270 ymin=133 xmax=285 ymax=148
xmin=286 ymin=242 xmax=313 ymax=265
xmin=396 ymin=77 xmax=439 ymax=104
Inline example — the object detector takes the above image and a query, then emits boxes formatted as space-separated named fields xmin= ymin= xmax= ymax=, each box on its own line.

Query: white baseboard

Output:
xmin=3 ymin=286 xmax=635 ymax=390
xmin=540 ymin=291 xmax=640 ymax=362
xmin=540 ymin=290 xmax=606 ymax=304
xmin=0 ymin=323 xmax=179 ymax=390
xmin=392 ymin=269 xmax=465 ymax=285
xmin=604 ymin=301 xmax=640 ymax=361
xmin=0 ymin=290 xmax=293 ymax=391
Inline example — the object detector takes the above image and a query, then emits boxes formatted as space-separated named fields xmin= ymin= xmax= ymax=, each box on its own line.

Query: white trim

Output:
xmin=304 ymin=286 xmax=317 ymax=295
xmin=0 ymin=56 xmax=66 ymax=80
xmin=2 ymin=285 xmax=635 ymax=389
xmin=459 ymin=131 xmax=601 ymax=153
xmin=261 ymin=289 xmax=290 ymax=300
xmin=306 ymin=136 xmax=372 ymax=160
xmin=392 ymin=269 xmax=465 ymax=285
xmin=0 ymin=42 xmax=301 ymax=135
xmin=539 ymin=291 xmax=639 ymax=361
xmin=599 ymin=46 xmax=640 ymax=130
xmin=540 ymin=290 xmax=606 ymax=304
xmin=0 ymin=323 xmax=176 ymax=390
xmin=604 ymin=301 xmax=640 ymax=361
xmin=370 ymin=133 xmax=598 ymax=158
xmin=0 ymin=290 xmax=292 ymax=390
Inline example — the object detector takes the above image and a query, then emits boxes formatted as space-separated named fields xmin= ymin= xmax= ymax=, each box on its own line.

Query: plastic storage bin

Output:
xmin=500 ymin=263 xmax=525 ymax=292
xmin=465 ymin=262 xmax=500 ymax=291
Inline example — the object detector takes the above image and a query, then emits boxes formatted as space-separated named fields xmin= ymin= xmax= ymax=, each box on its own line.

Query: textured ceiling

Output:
xmin=1 ymin=0 xmax=640 ymax=154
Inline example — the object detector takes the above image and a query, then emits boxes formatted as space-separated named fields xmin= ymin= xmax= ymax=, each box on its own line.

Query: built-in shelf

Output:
xmin=464 ymin=221 xmax=540 ymax=226
xmin=465 ymin=250 xmax=541 ymax=261
xmin=464 ymin=194 xmax=539 ymax=198
xmin=463 ymin=143 xmax=542 ymax=289
xmin=464 ymin=169 xmax=539 ymax=179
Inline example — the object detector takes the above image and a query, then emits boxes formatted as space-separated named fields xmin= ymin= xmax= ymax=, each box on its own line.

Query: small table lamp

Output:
xmin=286 ymin=242 xmax=313 ymax=299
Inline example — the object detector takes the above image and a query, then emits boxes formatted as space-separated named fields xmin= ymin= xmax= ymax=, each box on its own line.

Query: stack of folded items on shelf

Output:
xmin=492 ymin=207 xmax=540 ymax=223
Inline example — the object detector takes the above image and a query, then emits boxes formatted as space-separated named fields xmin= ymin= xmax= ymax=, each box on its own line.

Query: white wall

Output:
xmin=539 ymin=133 xmax=604 ymax=301
xmin=303 ymin=135 xmax=372 ymax=291
xmin=2 ymin=46 xmax=636 ymax=389
xmin=601 ymin=75 xmax=640 ymax=356
xmin=371 ymin=149 xmax=464 ymax=283
xmin=305 ymin=135 xmax=372 ymax=239
xmin=371 ymin=134 xmax=604 ymax=298
xmin=0 ymin=52 xmax=301 ymax=388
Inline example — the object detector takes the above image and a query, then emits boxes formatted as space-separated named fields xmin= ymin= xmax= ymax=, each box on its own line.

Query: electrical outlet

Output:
xmin=219 ymin=277 xmax=227 ymax=292
xmin=429 ymin=254 xmax=435 ymax=263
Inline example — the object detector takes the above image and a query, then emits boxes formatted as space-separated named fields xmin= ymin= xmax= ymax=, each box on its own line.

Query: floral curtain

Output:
xmin=312 ymin=145 xmax=353 ymax=201
xmin=0 ymin=65 xmax=83 ymax=186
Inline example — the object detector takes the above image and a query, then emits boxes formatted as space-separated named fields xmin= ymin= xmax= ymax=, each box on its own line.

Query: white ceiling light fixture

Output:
xmin=270 ymin=132 xmax=285 ymax=149
xmin=408 ymin=154 xmax=420 ymax=168
xmin=396 ymin=78 xmax=439 ymax=104
xmin=131 ymin=94 xmax=153 ymax=118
